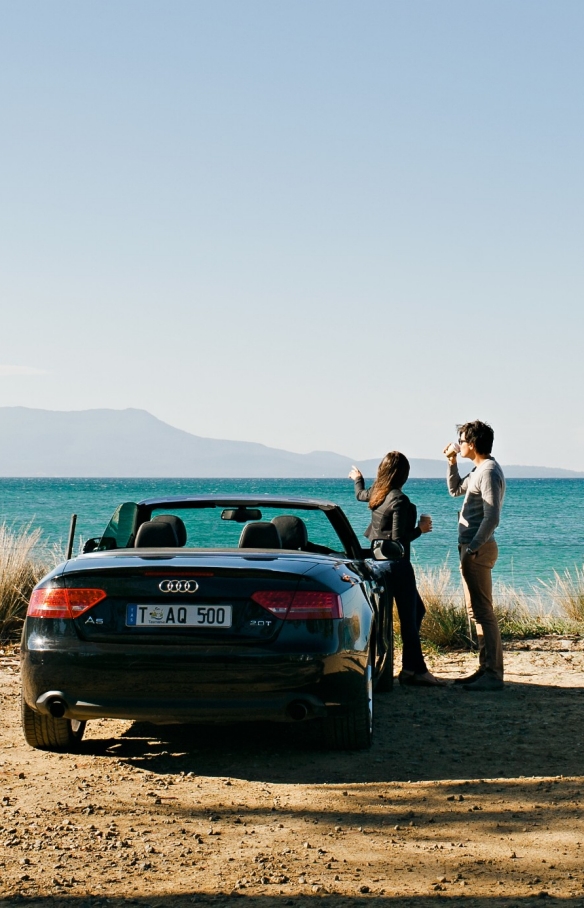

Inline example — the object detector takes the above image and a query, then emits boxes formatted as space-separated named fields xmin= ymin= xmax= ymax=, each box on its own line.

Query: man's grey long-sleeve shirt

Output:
xmin=447 ymin=457 xmax=506 ymax=550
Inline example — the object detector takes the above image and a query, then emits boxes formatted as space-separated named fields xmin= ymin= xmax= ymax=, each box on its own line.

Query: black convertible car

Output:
xmin=21 ymin=495 xmax=393 ymax=752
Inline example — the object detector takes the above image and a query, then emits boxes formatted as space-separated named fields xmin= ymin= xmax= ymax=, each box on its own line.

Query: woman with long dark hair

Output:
xmin=349 ymin=452 xmax=446 ymax=687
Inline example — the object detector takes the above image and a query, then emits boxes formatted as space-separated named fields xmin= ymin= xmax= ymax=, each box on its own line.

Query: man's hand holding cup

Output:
xmin=443 ymin=442 xmax=460 ymax=465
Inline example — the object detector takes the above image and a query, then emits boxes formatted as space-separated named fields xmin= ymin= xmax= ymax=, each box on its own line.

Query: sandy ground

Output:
xmin=1 ymin=638 xmax=584 ymax=908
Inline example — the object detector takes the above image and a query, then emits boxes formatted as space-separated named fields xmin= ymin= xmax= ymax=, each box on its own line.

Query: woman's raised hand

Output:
xmin=348 ymin=465 xmax=363 ymax=481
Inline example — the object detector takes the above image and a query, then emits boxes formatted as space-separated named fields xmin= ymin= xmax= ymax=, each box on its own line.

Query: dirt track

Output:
xmin=2 ymin=638 xmax=584 ymax=908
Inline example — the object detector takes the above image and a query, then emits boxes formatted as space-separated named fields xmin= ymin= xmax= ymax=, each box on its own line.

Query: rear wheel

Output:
xmin=321 ymin=648 xmax=373 ymax=750
xmin=21 ymin=694 xmax=86 ymax=752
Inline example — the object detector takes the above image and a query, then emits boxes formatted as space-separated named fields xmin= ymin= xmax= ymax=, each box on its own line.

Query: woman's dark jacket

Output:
xmin=354 ymin=478 xmax=421 ymax=560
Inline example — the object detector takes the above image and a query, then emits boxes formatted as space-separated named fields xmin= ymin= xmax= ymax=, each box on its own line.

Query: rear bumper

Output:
xmin=33 ymin=689 xmax=328 ymax=724
xmin=21 ymin=643 xmax=367 ymax=724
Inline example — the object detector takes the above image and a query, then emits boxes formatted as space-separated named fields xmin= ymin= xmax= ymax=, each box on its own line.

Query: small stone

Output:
xmin=359 ymin=885 xmax=370 ymax=893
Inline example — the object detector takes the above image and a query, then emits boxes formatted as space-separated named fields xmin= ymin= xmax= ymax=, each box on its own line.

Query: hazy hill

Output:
xmin=0 ymin=407 xmax=582 ymax=479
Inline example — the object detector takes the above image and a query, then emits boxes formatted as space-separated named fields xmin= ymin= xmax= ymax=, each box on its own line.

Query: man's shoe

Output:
xmin=463 ymin=674 xmax=504 ymax=692
xmin=453 ymin=670 xmax=484 ymax=685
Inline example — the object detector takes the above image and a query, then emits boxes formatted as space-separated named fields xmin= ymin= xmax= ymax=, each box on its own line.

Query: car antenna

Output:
xmin=66 ymin=514 xmax=77 ymax=560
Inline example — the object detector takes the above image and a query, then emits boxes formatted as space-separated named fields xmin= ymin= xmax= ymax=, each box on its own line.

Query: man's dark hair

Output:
xmin=457 ymin=420 xmax=494 ymax=455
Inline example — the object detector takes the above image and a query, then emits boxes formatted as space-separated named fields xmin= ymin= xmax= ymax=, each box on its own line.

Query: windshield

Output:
xmin=99 ymin=502 xmax=139 ymax=550
xmin=148 ymin=505 xmax=346 ymax=553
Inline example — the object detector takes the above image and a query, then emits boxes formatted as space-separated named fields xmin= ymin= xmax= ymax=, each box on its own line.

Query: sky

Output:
xmin=1 ymin=1 xmax=583 ymax=469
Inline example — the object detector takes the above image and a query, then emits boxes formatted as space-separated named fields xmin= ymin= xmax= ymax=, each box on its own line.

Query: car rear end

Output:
xmin=21 ymin=550 xmax=372 ymax=729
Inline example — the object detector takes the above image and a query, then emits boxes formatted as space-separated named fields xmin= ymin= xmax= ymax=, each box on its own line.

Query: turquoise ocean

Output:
xmin=1 ymin=478 xmax=583 ymax=594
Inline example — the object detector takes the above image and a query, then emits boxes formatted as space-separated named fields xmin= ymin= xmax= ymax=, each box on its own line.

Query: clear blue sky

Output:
xmin=1 ymin=1 xmax=583 ymax=468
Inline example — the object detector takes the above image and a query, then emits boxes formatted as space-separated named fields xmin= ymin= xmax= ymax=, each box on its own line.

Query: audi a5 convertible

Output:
xmin=21 ymin=495 xmax=394 ymax=752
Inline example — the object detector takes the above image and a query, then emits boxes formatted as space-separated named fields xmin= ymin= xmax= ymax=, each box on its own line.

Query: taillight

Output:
xmin=251 ymin=590 xmax=343 ymax=620
xmin=27 ymin=588 xmax=107 ymax=619
xmin=251 ymin=591 xmax=295 ymax=617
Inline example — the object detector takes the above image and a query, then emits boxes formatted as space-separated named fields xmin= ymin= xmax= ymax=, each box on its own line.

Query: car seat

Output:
xmin=238 ymin=522 xmax=282 ymax=549
xmin=271 ymin=515 xmax=308 ymax=550
xmin=134 ymin=520 xmax=179 ymax=548
xmin=152 ymin=514 xmax=187 ymax=547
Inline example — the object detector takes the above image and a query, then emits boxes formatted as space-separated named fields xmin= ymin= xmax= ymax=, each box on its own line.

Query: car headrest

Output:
xmin=271 ymin=515 xmax=308 ymax=550
xmin=152 ymin=514 xmax=187 ymax=547
xmin=135 ymin=520 xmax=179 ymax=548
xmin=238 ymin=521 xmax=282 ymax=549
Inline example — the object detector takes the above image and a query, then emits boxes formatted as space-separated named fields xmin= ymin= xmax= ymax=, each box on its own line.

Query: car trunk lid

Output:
xmin=62 ymin=550 xmax=327 ymax=645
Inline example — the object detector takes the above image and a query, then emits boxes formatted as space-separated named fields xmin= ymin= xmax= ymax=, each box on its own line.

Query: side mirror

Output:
xmin=82 ymin=536 xmax=117 ymax=553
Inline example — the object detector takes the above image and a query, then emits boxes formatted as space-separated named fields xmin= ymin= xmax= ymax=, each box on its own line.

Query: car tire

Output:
xmin=321 ymin=648 xmax=373 ymax=750
xmin=21 ymin=694 xmax=86 ymax=752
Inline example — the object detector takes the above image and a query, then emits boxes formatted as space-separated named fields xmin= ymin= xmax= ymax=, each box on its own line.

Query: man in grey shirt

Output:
xmin=444 ymin=420 xmax=506 ymax=691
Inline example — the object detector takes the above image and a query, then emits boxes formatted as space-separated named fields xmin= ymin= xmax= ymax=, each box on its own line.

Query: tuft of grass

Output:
xmin=415 ymin=566 xmax=472 ymax=649
xmin=0 ymin=523 xmax=54 ymax=640
xmin=393 ymin=564 xmax=579 ymax=651
xmin=495 ymin=584 xmax=573 ymax=639
xmin=539 ymin=567 xmax=584 ymax=624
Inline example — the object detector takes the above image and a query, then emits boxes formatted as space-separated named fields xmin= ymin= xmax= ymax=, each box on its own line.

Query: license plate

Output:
xmin=126 ymin=604 xmax=232 ymax=628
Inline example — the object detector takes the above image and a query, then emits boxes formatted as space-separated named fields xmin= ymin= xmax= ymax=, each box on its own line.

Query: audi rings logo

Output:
xmin=158 ymin=580 xmax=199 ymax=593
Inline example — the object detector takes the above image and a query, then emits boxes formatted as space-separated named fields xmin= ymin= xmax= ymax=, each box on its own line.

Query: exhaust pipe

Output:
xmin=287 ymin=700 xmax=309 ymax=722
xmin=48 ymin=698 xmax=67 ymax=719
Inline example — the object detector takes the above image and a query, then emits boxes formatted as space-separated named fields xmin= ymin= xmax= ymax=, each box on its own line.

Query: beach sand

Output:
xmin=1 ymin=637 xmax=584 ymax=906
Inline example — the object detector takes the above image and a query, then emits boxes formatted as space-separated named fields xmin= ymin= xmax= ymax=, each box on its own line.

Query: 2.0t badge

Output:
xmin=158 ymin=580 xmax=199 ymax=593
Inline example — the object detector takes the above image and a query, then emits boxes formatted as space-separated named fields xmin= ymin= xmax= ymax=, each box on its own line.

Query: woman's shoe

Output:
xmin=399 ymin=670 xmax=447 ymax=687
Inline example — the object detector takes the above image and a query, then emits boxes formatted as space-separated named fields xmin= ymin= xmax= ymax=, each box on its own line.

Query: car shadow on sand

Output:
xmin=79 ymin=678 xmax=584 ymax=785
xmin=5 ymin=895 xmax=584 ymax=908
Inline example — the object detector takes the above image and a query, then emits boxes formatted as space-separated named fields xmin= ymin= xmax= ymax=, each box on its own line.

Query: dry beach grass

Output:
xmin=0 ymin=523 xmax=53 ymax=641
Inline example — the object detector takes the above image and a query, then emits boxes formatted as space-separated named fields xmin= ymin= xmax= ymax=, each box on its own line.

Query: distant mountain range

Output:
xmin=0 ymin=407 xmax=582 ymax=478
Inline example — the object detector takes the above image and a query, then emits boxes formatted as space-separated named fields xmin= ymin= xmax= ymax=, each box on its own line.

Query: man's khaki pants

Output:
xmin=459 ymin=540 xmax=504 ymax=681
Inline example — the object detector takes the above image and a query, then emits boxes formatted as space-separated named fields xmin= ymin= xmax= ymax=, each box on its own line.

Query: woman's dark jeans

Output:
xmin=382 ymin=559 xmax=427 ymax=674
